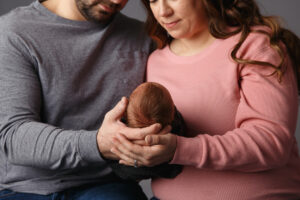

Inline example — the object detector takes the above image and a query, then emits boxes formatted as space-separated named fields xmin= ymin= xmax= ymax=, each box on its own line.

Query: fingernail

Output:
xmin=146 ymin=136 xmax=152 ymax=145
xmin=156 ymin=123 xmax=162 ymax=130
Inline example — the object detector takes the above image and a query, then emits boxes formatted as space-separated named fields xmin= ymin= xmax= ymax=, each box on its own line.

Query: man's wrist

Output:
xmin=78 ymin=130 xmax=103 ymax=163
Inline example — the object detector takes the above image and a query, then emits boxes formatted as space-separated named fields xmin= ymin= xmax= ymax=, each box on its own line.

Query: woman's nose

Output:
xmin=159 ymin=1 xmax=172 ymax=17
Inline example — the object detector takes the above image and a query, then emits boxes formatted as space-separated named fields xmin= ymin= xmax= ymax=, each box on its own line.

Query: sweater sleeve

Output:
xmin=170 ymin=43 xmax=299 ymax=172
xmin=0 ymin=32 xmax=104 ymax=170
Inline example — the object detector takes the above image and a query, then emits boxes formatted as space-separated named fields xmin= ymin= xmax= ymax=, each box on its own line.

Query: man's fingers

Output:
xmin=132 ymin=139 xmax=148 ymax=146
xmin=121 ymin=123 xmax=162 ymax=140
xmin=111 ymin=147 xmax=135 ymax=166
xmin=105 ymin=97 xmax=128 ymax=121
xmin=119 ymin=159 xmax=133 ymax=166
xmin=113 ymin=134 xmax=144 ymax=158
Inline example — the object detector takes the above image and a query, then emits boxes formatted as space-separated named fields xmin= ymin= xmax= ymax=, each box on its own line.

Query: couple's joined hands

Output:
xmin=97 ymin=97 xmax=177 ymax=167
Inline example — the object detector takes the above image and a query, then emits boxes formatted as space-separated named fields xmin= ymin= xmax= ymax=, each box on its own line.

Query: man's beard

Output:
xmin=75 ymin=0 xmax=121 ymax=23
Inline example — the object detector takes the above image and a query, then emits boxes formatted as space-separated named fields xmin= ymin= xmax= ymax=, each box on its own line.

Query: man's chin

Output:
xmin=98 ymin=14 xmax=115 ymax=22
xmin=85 ymin=11 xmax=115 ymax=23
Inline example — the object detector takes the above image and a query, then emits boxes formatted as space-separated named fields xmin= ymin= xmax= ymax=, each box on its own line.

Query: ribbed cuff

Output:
xmin=170 ymin=135 xmax=203 ymax=167
xmin=78 ymin=130 xmax=103 ymax=163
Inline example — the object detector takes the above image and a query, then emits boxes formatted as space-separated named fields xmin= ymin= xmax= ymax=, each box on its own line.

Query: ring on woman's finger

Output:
xmin=134 ymin=159 xmax=138 ymax=168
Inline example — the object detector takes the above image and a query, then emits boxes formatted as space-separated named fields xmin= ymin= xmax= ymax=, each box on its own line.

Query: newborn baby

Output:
xmin=109 ymin=82 xmax=185 ymax=181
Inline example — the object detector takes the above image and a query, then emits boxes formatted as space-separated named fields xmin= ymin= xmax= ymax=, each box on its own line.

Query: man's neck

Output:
xmin=42 ymin=0 xmax=86 ymax=21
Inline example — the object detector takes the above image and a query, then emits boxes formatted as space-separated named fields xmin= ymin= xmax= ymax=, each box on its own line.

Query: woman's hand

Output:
xmin=97 ymin=97 xmax=162 ymax=160
xmin=111 ymin=126 xmax=177 ymax=167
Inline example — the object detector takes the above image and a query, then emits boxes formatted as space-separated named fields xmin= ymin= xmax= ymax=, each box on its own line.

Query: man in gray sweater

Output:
xmin=0 ymin=0 xmax=164 ymax=199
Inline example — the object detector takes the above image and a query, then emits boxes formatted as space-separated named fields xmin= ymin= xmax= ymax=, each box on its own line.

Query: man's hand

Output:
xmin=97 ymin=97 xmax=162 ymax=160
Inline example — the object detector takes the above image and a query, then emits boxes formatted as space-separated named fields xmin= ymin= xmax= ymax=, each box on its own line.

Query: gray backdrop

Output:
xmin=0 ymin=0 xmax=299 ymax=198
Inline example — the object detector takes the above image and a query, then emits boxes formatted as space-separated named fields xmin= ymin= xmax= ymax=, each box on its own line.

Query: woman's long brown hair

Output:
xmin=141 ymin=0 xmax=300 ymax=94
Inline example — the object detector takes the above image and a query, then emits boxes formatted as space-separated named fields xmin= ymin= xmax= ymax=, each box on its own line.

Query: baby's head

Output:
xmin=126 ymin=82 xmax=174 ymax=128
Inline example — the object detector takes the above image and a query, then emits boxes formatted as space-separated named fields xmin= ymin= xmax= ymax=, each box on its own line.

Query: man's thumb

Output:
xmin=106 ymin=97 xmax=127 ymax=121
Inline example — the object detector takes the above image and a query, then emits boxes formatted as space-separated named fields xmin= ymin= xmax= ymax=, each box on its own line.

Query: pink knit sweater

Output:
xmin=147 ymin=30 xmax=300 ymax=200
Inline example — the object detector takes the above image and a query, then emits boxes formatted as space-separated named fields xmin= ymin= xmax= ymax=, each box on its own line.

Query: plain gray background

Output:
xmin=1 ymin=0 xmax=299 ymax=198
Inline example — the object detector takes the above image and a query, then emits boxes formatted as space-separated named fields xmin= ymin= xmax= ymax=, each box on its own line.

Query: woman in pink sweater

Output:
xmin=111 ymin=0 xmax=300 ymax=199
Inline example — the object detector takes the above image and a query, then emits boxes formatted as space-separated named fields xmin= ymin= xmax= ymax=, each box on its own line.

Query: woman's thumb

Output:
xmin=146 ymin=135 xmax=167 ymax=145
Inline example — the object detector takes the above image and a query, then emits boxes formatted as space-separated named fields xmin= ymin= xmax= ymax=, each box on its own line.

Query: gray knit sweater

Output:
xmin=0 ymin=1 xmax=152 ymax=195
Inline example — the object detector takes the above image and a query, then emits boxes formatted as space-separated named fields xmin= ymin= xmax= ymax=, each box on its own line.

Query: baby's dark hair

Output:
xmin=126 ymin=82 xmax=175 ymax=128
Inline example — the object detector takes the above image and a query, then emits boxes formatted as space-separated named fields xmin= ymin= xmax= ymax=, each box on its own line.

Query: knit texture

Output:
xmin=0 ymin=1 xmax=152 ymax=195
xmin=147 ymin=29 xmax=300 ymax=200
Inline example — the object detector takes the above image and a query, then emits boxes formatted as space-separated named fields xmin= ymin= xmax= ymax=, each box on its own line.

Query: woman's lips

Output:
xmin=163 ymin=20 xmax=180 ymax=29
